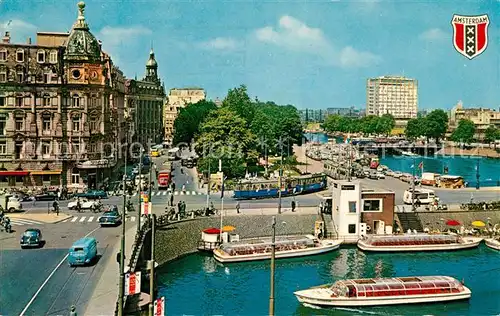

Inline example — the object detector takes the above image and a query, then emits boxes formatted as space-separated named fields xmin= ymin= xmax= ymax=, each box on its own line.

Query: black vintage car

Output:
xmin=20 ymin=228 xmax=43 ymax=248
xmin=34 ymin=192 xmax=57 ymax=201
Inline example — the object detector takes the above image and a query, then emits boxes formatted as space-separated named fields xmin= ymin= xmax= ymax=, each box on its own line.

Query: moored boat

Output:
xmin=357 ymin=234 xmax=482 ymax=252
xmin=213 ymin=235 xmax=342 ymax=263
xmin=485 ymin=238 xmax=500 ymax=250
xmin=294 ymin=276 xmax=471 ymax=307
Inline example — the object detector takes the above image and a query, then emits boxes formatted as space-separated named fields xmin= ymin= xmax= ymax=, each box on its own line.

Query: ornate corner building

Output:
xmin=125 ymin=49 xmax=165 ymax=149
xmin=0 ymin=1 xmax=127 ymax=190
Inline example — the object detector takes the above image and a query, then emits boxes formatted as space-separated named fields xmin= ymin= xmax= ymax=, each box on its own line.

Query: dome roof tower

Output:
xmin=65 ymin=1 xmax=101 ymax=62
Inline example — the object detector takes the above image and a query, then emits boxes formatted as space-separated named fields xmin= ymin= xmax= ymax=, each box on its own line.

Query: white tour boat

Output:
xmin=357 ymin=234 xmax=482 ymax=252
xmin=295 ymin=276 xmax=471 ymax=307
xmin=485 ymin=238 xmax=500 ymax=250
xmin=213 ymin=235 xmax=342 ymax=263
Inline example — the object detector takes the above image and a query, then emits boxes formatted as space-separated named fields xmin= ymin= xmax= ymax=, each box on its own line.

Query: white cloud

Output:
xmin=419 ymin=28 xmax=447 ymax=41
xmin=0 ymin=19 xmax=37 ymax=42
xmin=97 ymin=25 xmax=152 ymax=46
xmin=255 ymin=15 xmax=380 ymax=68
xmin=199 ymin=37 xmax=241 ymax=51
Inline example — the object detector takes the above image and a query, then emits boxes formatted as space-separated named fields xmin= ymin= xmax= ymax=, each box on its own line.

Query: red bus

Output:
xmin=158 ymin=170 xmax=171 ymax=189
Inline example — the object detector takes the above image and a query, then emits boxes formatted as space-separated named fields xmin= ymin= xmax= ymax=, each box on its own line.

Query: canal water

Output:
xmin=303 ymin=132 xmax=499 ymax=187
xmin=157 ymin=246 xmax=500 ymax=315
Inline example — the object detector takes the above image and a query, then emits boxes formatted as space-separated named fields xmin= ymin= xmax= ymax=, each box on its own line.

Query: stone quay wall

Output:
xmin=155 ymin=214 xmax=321 ymax=265
xmin=416 ymin=210 xmax=500 ymax=230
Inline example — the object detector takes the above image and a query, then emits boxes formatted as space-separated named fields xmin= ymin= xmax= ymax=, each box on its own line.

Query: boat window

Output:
xmin=399 ymin=277 xmax=421 ymax=282
xmin=353 ymin=279 xmax=376 ymax=284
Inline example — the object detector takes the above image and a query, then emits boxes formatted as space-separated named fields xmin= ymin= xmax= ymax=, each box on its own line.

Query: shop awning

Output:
xmin=30 ymin=170 xmax=62 ymax=175
xmin=0 ymin=171 xmax=29 ymax=176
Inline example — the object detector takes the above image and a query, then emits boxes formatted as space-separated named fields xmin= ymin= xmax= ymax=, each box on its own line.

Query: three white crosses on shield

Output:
xmin=451 ymin=14 xmax=490 ymax=60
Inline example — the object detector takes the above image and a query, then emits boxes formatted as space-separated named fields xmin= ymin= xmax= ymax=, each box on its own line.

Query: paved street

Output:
xmin=0 ymin=218 xmax=132 ymax=315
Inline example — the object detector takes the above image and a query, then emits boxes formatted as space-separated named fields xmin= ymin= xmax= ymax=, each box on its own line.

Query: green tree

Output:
xmin=321 ymin=115 xmax=341 ymax=133
xmin=451 ymin=119 xmax=476 ymax=144
xmin=376 ymin=114 xmax=396 ymax=135
xmin=405 ymin=118 xmax=424 ymax=140
xmin=194 ymin=107 xmax=257 ymax=178
xmin=172 ymin=100 xmax=217 ymax=144
xmin=484 ymin=125 xmax=500 ymax=147
xmin=423 ymin=109 xmax=448 ymax=143
xmin=222 ymin=85 xmax=255 ymax=126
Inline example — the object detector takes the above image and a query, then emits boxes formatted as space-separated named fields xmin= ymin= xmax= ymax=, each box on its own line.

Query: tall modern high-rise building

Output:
xmin=366 ymin=76 xmax=418 ymax=119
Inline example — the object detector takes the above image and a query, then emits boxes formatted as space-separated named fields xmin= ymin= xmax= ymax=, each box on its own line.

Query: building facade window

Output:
xmin=43 ymin=94 xmax=51 ymax=107
xmin=42 ymin=141 xmax=51 ymax=157
xmin=72 ymin=94 xmax=80 ymax=107
xmin=14 ymin=141 xmax=23 ymax=159
xmin=16 ymin=97 xmax=23 ymax=107
xmin=72 ymin=142 xmax=80 ymax=154
xmin=348 ymin=201 xmax=357 ymax=213
xmin=17 ymin=72 xmax=24 ymax=83
xmin=49 ymin=50 xmax=57 ymax=63
xmin=0 ymin=70 xmax=6 ymax=82
xmin=363 ymin=199 xmax=382 ymax=212
xmin=37 ymin=50 xmax=45 ymax=63
xmin=89 ymin=118 xmax=98 ymax=132
xmin=71 ymin=171 xmax=80 ymax=184
xmin=348 ymin=224 xmax=356 ymax=234
xmin=0 ymin=141 xmax=6 ymax=154
xmin=0 ymin=96 xmax=4 ymax=107
xmin=0 ymin=49 xmax=6 ymax=61
xmin=72 ymin=116 xmax=80 ymax=132
xmin=15 ymin=116 xmax=24 ymax=130
xmin=43 ymin=115 xmax=51 ymax=131
xmin=16 ymin=50 xmax=24 ymax=62
xmin=0 ymin=116 xmax=5 ymax=135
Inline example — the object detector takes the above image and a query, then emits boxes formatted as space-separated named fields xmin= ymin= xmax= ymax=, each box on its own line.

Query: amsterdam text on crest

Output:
xmin=451 ymin=14 xmax=490 ymax=60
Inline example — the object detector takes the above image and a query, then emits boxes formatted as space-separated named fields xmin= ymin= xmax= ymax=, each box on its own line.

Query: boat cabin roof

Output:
xmin=220 ymin=235 xmax=316 ymax=251
xmin=332 ymin=276 xmax=461 ymax=292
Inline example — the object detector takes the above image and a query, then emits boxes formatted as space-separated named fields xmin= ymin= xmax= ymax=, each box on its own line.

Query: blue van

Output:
xmin=68 ymin=237 xmax=98 ymax=266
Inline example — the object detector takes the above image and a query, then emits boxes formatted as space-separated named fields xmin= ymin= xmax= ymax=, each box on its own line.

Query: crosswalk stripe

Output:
xmin=192 ymin=191 xmax=197 ymax=195
xmin=132 ymin=192 xmax=137 ymax=197
xmin=174 ymin=191 xmax=178 ymax=195
xmin=130 ymin=217 xmax=136 ymax=222
xmin=163 ymin=191 xmax=167 ymax=196
xmin=88 ymin=216 xmax=94 ymax=222
xmin=71 ymin=217 xmax=78 ymax=222
xmin=79 ymin=216 xmax=86 ymax=222
xmin=186 ymin=191 xmax=190 ymax=195
xmin=11 ymin=222 xmax=24 ymax=226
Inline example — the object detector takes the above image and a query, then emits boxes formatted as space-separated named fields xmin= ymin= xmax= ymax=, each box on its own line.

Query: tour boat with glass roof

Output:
xmin=294 ymin=276 xmax=471 ymax=307
xmin=357 ymin=234 xmax=482 ymax=252
xmin=485 ymin=238 xmax=500 ymax=251
xmin=213 ymin=235 xmax=342 ymax=263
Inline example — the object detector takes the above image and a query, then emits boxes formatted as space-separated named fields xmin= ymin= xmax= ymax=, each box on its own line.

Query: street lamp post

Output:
xmin=269 ymin=216 xmax=276 ymax=316
xmin=411 ymin=157 xmax=416 ymax=211
xmin=206 ymin=158 xmax=210 ymax=209
xmin=117 ymin=131 xmax=129 ymax=316
xmin=148 ymin=213 xmax=156 ymax=316
xmin=137 ymin=149 xmax=143 ymax=233
xmin=476 ymin=158 xmax=480 ymax=190
xmin=278 ymin=137 xmax=283 ymax=215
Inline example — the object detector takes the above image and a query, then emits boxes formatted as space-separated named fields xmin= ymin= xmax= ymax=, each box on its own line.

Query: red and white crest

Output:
xmin=451 ymin=14 xmax=489 ymax=59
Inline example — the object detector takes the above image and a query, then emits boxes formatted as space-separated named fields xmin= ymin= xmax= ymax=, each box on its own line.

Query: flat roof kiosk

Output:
xmin=331 ymin=180 xmax=361 ymax=244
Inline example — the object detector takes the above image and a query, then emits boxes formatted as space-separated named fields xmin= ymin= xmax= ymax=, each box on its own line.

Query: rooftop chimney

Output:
xmin=27 ymin=37 xmax=32 ymax=45
xmin=2 ymin=32 xmax=10 ymax=43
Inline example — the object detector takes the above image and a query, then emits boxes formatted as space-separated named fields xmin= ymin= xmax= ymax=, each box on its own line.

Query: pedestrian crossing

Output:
xmin=131 ymin=190 xmax=204 ymax=197
xmin=10 ymin=218 xmax=45 ymax=226
xmin=61 ymin=216 xmax=137 ymax=223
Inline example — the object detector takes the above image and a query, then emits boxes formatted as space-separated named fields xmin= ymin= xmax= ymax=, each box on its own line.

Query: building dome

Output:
xmin=65 ymin=1 xmax=101 ymax=61
xmin=146 ymin=49 xmax=157 ymax=68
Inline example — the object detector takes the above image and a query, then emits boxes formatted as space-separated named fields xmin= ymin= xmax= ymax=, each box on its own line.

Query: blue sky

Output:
xmin=0 ymin=0 xmax=499 ymax=110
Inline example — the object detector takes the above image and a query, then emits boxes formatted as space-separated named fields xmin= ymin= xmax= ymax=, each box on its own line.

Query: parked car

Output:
xmin=368 ymin=172 xmax=379 ymax=180
xmin=99 ymin=208 xmax=122 ymax=226
xmin=376 ymin=172 xmax=386 ymax=179
xmin=393 ymin=171 xmax=403 ymax=178
xmin=34 ymin=192 xmax=57 ymax=201
xmin=74 ymin=190 xmax=108 ymax=199
xmin=20 ymin=228 xmax=43 ymax=248
xmin=68 ymin=198 xmax=99 ymax=210
xmin=385 ymin=170 xmax=394 ymax=177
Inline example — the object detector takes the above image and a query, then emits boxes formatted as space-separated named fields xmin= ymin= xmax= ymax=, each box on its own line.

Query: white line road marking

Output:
xmin=130 ymin=217 xmax=136 ymax=222
xmin=162 ymin=191 xmax=167 ymax=196
xmin=19 ymin=226 xmax=100 ymax=316
xmin=132 ymin=192 xmax=137 ymax=196
xmin=186 ymin=191 xmax=190 ymax=195
xmin=88 ymin=216 xmax=94 ymax=222
xmin=174 ymin=191 xmax=178 ymax=195
xmin=79 ymin=216 xmax=86 ymax=222
xmin=192 ymin=191 xmax=196 ymax=195
xmin=71 ymin=217 xmax=78 ymax=222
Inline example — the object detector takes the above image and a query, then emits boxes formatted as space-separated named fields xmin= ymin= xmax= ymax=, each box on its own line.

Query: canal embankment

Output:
xmin=438 ymin=146 xmax=500 ymax=158
xmin=415 ymin=209 xmax=500 ymax=230
xmin=155 ymin=213 xmax=322 ymax=265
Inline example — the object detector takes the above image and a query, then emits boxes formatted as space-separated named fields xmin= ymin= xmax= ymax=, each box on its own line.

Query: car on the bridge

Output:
xmin=34 ymin=192 xmax=57 ymax=201
xmin=99 ymin=208 xmax=122 ymax=227
xmin=74 ymin=190 xmax=108 ymax=199
xmin=20 ymin=228 xmax=43 ymax=248
xmin=67 ymin=198 xmax=99 ymax=210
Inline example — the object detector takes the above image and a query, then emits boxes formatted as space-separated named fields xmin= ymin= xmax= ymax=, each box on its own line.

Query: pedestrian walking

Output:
xmin=291 ymin=199 xmax=296 ymax=212
xmin=236 ymin=201 xmax=240 ymax=214
xmin=170 ymin=194 xmax=174 ymax=207
xmin=172 ymin=182 xmax=176 ymax=192
xmin=69 ymin=305 xmax=77 ymax=316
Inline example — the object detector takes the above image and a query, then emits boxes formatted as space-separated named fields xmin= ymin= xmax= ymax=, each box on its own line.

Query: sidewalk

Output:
xmin=8 ymin=212 xmax=71 ymax=223
xmin=83 ymin=225 xmax=137 ymax=316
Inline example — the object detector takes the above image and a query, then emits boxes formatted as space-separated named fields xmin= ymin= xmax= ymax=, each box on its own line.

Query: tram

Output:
xmin=233 ymin=173 xmax=327 ymax=200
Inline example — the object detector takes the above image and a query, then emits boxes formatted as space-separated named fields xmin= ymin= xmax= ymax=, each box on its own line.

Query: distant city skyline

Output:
xmin=1 ymin=0 xmax=498 ymax=110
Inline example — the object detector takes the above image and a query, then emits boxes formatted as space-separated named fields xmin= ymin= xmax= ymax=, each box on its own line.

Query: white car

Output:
xmin=68 ymin=199 xmax=99 ymax=210
xmin=393 ymin=171 xmax=403 ymax=178
xmin=377 ymin=172 xmax=386 ymax=179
